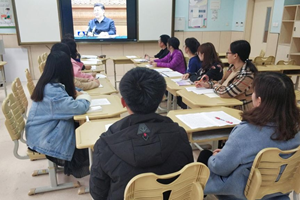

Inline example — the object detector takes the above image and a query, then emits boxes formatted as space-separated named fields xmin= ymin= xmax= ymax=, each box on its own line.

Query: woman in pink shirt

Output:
xmin=151 ymin=37 xmax=186 ymax=74
xmin=62 ymin=38 xmax=95 ymax=80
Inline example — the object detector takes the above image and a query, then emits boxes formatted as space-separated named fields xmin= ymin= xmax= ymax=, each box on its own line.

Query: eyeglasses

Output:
xmin=226 ymin=52 xmax=233 ymax=55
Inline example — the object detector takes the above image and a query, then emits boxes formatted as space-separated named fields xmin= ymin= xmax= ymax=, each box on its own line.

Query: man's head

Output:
xmin=158 ymin=34 xmax=170 ymax=48
xmin=119 ymin=68 xmax=166 ymax=114
xmin=94 ymin=3 xmax=105 ymax=19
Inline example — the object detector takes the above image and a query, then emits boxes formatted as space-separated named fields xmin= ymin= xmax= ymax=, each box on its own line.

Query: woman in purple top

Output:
xmin=151 ymin=37 xmax=186 ymax=74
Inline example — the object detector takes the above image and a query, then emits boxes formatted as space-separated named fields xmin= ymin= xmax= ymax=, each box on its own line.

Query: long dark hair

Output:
xmin=230 ymin=40 xmax=258 ymax=74
xmin=185 ymin=37 xmax=200 ymax=55
xmin=198 ymin=42 xmax=223 ymax=70
xmin=242 ymin=72 xmax=300 ymax=141
xmin=167 ymin=37 xmax=187 ymax=70
xmin=31 ymin=51 xmax=76 ymax=101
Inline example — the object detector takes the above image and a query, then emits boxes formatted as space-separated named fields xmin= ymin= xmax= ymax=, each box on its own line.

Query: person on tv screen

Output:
xmin=87 ymin=3 xmax=116 ymax=37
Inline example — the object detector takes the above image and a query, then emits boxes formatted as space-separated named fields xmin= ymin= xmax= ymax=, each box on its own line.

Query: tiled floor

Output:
xmin=0 ymin=78 xmax=217 ymax=200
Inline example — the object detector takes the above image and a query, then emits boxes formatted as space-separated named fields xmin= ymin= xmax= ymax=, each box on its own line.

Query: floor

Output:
xmin=0 ymin=77 xmax=217 ymax=200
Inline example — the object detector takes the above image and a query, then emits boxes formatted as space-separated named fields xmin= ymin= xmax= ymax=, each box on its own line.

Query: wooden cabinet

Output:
xmin=277 ymin=5 xmax=300 ymax=64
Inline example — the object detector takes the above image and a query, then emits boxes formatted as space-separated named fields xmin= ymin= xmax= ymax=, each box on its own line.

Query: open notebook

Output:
xmin=87 ymin=98 xmax=111 ymax=113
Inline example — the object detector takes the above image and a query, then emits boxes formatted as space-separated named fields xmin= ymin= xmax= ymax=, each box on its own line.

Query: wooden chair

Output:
xmin=253 ymin=56 xmax=265 ymax=65
xmin=259 ymin=49 xmax=266 ymax=57
xmin=37 ymin=55 xmax=42 ymax=65
xmin=277 ymin=60 xmax=296 ymax=65
xmin=11 ymin=78 xmax=28 ymax=119
xmin=185 ymin=56 xmax=190 ymax=67
xmin=42 ymin=52 xmax=48 ymax=62
xmin=25 ymin=69 xmax=35 ymax=96
xmin=244 ymin=146 xmax=300 ymax=200
xmin=2 ymin=93 xmax=80 ymax=195
xmin=124 ymin=162 xmax=210 ymax=200
xmin=38 ymin=61 xmax=46 ymax=74
xmin=264 ymin=56 xmax=275 ymax=65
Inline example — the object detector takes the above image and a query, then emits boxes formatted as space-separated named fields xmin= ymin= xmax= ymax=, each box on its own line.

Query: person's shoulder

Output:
xmin=104 ymin=17 xmax=114 ymax=23
xmin=44 ymin=83 xmax=66 ymax=97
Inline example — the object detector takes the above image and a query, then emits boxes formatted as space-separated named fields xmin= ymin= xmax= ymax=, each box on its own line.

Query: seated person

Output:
xmin=90 ymin=67 xmax=193 ymax=200
xmin=198 ymin=72 xmax=300 ymax=199
xmin=151 ymin=37 xmax=186 ymax=74
xmin=87 ymin=3 xmax=116 ymax=37
xmin=199 ymin=40 xmax=257 ymax=111
xmin=51 ymin=43 xmax=100 ymax=90
xmin=145 ymin=34 xmax=170 ymax=60
xmin=26 ymin=51 xmax=91 ymax=178
xmin=183 ymin=37 xmax=202 ymax=74
xmin=183 ymin=42 xmax=222 ymax=82
xmin=61 ymin=38 xmax=96 ymax=80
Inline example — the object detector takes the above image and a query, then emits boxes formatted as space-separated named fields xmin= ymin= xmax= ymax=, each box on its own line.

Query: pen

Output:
xmin=215 ymin=117 xmax=233 ymax=124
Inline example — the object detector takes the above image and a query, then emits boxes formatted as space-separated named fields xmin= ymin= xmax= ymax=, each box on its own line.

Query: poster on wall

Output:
xmin=188 ymin=0 xmax=208 ymax=28
xmin=0 ymin=0 xmax=15 ymax=27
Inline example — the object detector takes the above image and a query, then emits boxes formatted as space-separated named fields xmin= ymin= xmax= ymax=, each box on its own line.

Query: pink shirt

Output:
xmin=71 ymin=58 xmax=94 ymax=80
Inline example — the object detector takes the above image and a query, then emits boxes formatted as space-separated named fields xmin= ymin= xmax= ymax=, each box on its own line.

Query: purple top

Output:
xmin=155 ymin=49 xmax=186 ymax=74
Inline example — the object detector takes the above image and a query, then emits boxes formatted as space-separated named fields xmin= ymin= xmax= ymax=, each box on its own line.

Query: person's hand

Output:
xmin=213 ymin=83 xmax=221 ymax=89
xmin=213 ymin=149 xmax=222 ymax=156
xmin=144 ymin=54 xmax=150 ymax=61
xmin=94 ymin=79 xmax=100 ymax=84
xmin=195 ymin=81 xmax=205 ymax=88
xmin=99 ymin=32 xmax=109 ymax=37
xmin=149 ymin=60 xmax=154 ymax=65
xmin=152 ymin=62 xmax=157 ymax=67
xmin=85 ymin=65 xmax=91 ymax=70
xmin=182 ymin=73 xmax=190 ymax=80
xmin=76 ymin=90 xmax=83 ymax=97
xmin=92 ymin=72 xmax=97 ymax=78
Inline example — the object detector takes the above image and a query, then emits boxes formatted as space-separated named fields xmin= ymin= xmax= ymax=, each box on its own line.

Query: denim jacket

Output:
xmin=25 ymin=83 xmax=90 ymax=161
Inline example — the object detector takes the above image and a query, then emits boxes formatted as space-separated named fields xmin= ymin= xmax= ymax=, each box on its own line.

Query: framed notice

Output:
xmin=0 ymin=0 xmax=15 ymax=28
xmin=188 ymin=0 xmax=207 ymax=28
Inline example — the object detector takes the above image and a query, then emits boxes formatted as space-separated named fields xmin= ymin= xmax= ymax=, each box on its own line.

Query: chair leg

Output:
xmin=32 ymin=166 xmax=64 ymax=177
xmin=28 ymin=160 xmax=80 ymax=195
xmin=293 ymin=191 xmax=299 ymax=200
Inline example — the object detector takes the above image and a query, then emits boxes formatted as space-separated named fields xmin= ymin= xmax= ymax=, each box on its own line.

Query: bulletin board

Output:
xmin=0 ymin=0 xmax=15 ymax=28
xmin=188 ymin=0 xmax=207 ymax=28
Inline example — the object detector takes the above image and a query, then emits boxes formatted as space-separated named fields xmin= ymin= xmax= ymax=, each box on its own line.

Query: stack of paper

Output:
xmin=81 ymin=55 xmax=98 ymax=59
xmin=96 ymin=74 xmax=107 ymax=79
xmin=126 ymin=56 xmax=137 ymax=58
xmin=154 ymin=68 xmax=173 ymax=73
xmin=186 ymin=87 xmax=215 ymax=95
xmin=82 ymin=60 xmax=99 ymax=65
xmin=87 ymin=98 xmax=111 ymax=113
xmin=176 ymin=111 xmax=241 ymax=129
xmin=162 ymin=71 xmax=183 ymax=77
xmin=133 ymin=58 xmax=148 ymax=63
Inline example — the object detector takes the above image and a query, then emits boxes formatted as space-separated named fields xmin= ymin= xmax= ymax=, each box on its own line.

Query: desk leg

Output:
xmin=167 ymin=93 xmax=172 ymax=112
xmin=172 ymin=95 xmax=177 ymax=110
xmin=1 ymin=66 xmax=7 ymax=97
xmin=78 ymin=147 xmax=93 ymax=195
xmin=296 ymin=76 xmax=300 ymax=90
xmin=113 ymin=62 xmax=117 ymax=89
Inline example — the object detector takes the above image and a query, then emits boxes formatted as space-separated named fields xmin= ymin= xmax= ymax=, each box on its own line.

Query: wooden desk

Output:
xmin=167 ymin=107 xmax=242 ymax=149
xmin=110 ymin=56 xmax=136 ymax=89
xmin=74 ymin=95 xmax=126 ymax=124
xmin=81 ymin=58 xmax=108 ymax=73
xmin=0 ymin=61 xmax=7 ymax=96
xmin=82 ymin=65 xmax=104 ymax=73
xmin=218 ymin=53 xmax=226 ymax=58
xmin=296 ymin=90 xmax=300 ymax=101
xmin=85 ymin=78 xmax=117 ymax=95
xmin=177 ymin=89 xmax=242 ymax=108
xmin=220 ymin=58 xmax=229 ymax=66
xmin=256 ymin=65 xmax=281 ymax=72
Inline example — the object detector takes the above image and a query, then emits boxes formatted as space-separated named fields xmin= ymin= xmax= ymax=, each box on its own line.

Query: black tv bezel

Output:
xmin=59 ymin=0 xmax=138 ymax=43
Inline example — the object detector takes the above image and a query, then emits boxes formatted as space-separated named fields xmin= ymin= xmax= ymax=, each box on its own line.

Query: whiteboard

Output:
xmin=138 ymin=0 xmax=174 ymax=41
xmin=13 ymin=0 xmax=61 ymax=44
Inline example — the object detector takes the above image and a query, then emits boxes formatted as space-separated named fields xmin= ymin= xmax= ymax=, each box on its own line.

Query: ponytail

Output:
xmin=245 ymin=59 xmax=258 ymax=75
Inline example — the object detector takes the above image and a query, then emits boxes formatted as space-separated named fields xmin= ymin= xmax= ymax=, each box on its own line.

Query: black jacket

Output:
xmin=90 ymin=113 xmax=193 ymax=200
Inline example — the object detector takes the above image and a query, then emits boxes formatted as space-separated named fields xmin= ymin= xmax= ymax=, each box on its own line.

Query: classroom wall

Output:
xmin=231 ymin=0 xmax=248 ymax=31
xmin=270 ymin=0 xmax=285 ymax=33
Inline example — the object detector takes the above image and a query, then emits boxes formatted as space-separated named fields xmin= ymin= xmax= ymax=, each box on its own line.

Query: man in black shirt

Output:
xmin=145 ymin=34 xmax=170 ymax=60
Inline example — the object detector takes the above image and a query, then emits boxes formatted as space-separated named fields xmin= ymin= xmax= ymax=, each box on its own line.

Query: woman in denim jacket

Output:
xmin=25 ymin=51 xmax=91 ymax=178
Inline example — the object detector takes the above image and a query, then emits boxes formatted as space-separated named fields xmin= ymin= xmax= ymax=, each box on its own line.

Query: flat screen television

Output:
xmin=60 ymin=0 xmax=137 ymax=43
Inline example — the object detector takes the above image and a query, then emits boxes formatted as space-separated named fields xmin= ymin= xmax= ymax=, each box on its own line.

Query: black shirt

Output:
xmin=154 ymin=48 xmax=169 ymax=59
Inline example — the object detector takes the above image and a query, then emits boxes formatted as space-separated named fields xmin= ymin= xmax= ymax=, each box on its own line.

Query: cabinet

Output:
xmin=277 ymin=5 xmax=300 ymax=64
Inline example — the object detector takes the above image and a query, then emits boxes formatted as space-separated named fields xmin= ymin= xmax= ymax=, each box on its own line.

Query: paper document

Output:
xmin=176 ymin=111 xmax=241 ymax=129
xmin=91 ymin=65 xmax=97 ymax=70
xmin=154 ymin=68 xmax=173 ymax=73
xmin=90 ymin=98 xmax=111 ymax=107
xmin=99 ymin=84 xmax=103 ymax=88
xmin=205 ymin=93 xmax=219 ymax=98
xmin=162 ymin=71 xmax=183 ymax=77
xmin=105 ymin=124 xmax=113 ymax=131
xmin=96 ymin=74 xmax=107 ymax=79
xmin=186 ymin=87 xmax=215 ymax=94
xmin=176 ymin=80 xmax=192 ymax=86
xmin=146 ymin=64 xmax=153 ymax=68
xmin=126 ymin=56 xmax=137 ymax=58
xmin=82 ymin=60 xmax=99 ymax=65
xmin=87 ymin=105 xmax=102 ymax=113
xmin=133 ymin=59 xmax=148 ymax=63
xmin=81 ymin=55 xmax=98 ymax=59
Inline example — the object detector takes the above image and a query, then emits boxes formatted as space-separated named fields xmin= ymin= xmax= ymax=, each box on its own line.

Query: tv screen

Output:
xmin=60 ymin=0 xmax=137 ymax=43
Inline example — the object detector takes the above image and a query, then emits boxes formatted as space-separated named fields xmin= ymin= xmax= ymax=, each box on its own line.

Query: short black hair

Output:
xmin=119 ymin=68 xmax=166 ymax=114
xmin=160 ymin=34 xmax=170 ymax=46
xmin=61 ymin=38 xmax=77 ymax=60
xmin=51 ymin=43 xmax=71 ymax=58
xmin=94 ymin=3 xmax=105 ymax=10
xmin=168 ymin=37 xmax=180 ymax=49
xmin=185 ymin=37 xmax=200 ymax=54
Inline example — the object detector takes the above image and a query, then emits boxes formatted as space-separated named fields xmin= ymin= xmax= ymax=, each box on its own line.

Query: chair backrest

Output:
xmin=11 ymin=78 xmax=28 ymax=116
xmin=244 ymin=146 xmax=300 ymax=200
xmin=2 ymin=93 xmax=25 ymax=141
xmin=124 ymin=162 xmax=210 ymax=200
xmin=38 ymin=61 xmax=46 ymax=74
xmin=42 ymin=52 xmax=48 ymax=61
xmin=259 ymin=49 xmax=266 ymax=57
xmin=185 ymin=56 xmax=190 ymax=67
xmin=264 ymin=56 xmax=275 ymax=65
xmin=25 ymin=69 xmax=35 ymax=96
xmin=37 ymin=55 xmax=42 ymax=65
xmin=253 ymin=56 xmax=265 ymax=66
xmin=276 ymin=59 xmax=296 ymax=65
